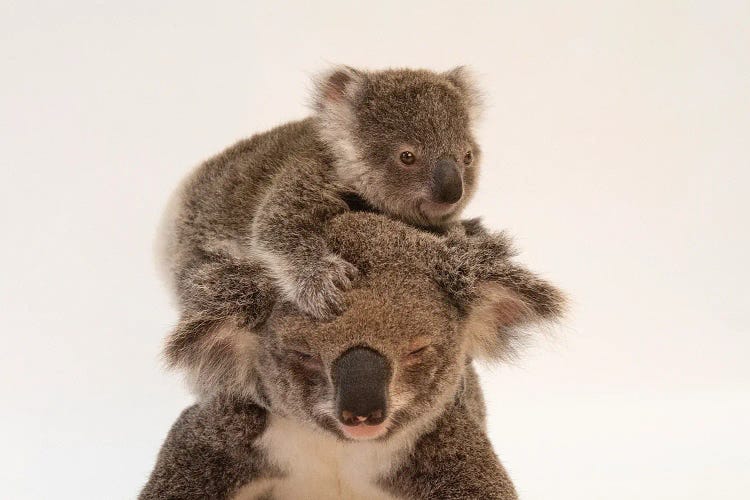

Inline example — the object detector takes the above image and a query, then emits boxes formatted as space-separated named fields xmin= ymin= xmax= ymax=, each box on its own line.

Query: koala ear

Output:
xmin=311 ymin=66 xmax=364 ymax=163
xmin=312 ymin=65 xmax=363 ymax=112
xmin=439 ymin=231 xmax=566 ymax=361
xmin=443 ymin=66 xmax=484 ymax=121
xmin=164 ymin=314 xmax=262 ymax=398
xmin=463 ymin=267 xmax=566 ymax=361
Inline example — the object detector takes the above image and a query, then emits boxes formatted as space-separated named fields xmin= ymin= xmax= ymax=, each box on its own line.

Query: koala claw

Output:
xmin=292 ymin=254 xmax=359 ymax=319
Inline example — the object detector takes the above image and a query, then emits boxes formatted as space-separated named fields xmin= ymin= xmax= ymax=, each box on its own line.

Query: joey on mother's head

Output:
xmin=314 ymin=66 xmax=482 ymax=225
xmin=159 ymin=65 xmax=485 ymax=320
xmin=165 ymin=212 xmax=566 ymax=443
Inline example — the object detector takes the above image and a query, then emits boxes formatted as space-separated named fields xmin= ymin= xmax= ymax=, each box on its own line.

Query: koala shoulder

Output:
xmin=174 ymin=396 xmax=268 ymax=452
xmin=139 ymin=397 xmax=268 ymax=499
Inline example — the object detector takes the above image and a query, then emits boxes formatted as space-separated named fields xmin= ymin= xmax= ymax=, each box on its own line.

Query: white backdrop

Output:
xmin=1 ymin=1 xmax=748 ymax=498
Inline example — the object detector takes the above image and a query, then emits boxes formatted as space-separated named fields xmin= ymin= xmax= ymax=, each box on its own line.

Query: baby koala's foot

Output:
xmin=292 ymin=254 xmax=359 ymax=319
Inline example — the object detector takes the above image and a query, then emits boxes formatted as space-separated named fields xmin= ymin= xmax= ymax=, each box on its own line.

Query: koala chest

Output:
xmin=233 ymin=415 xmax=404 ymax=500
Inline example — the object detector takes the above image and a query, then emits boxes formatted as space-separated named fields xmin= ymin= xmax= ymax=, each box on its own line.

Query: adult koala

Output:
xmin=141 ymin=212 xmax=565 ymax=499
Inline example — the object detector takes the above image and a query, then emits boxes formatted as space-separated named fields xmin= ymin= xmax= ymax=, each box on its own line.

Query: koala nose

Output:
xmin=431 ymin=158 xmax=464 ymax=204
xmin=332 ymin=346 xmax=390 ymax=426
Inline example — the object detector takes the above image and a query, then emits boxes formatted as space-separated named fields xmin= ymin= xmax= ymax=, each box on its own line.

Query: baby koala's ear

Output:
xmin=442 ymin=66 xmax=484 ymax=121
xmin=312 ymin=65 xmax=363 ymax=112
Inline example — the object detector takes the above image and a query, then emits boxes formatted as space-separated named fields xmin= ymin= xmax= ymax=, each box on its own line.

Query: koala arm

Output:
xmin=251 ymin=161 xmax=357 ymax=318
xmin=139 ymin=396 xmax=269 ymax=500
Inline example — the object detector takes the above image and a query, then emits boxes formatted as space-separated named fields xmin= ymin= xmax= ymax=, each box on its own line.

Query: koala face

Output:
xmin=314 ymin=67 xmax=483 ymax=227
xmin=256 ymin=274 xmax=466 ymax=441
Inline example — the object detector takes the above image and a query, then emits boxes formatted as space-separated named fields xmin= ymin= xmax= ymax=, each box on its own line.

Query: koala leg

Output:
xmin=174 ymin=250 xmax=277 ymax=329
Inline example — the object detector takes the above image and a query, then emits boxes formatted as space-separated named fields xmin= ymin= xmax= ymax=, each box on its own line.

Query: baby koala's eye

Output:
xmin=400 ymin=151 xmax=416 ymax=165
xmin=463 ymin=150 xmax=473 ymax=165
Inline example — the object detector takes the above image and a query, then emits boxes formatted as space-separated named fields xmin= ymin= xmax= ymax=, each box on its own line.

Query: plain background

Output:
xmin=2 ymin=1 xmax=748 ymax=498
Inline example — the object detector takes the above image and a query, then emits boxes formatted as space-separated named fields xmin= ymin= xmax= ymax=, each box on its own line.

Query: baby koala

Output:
xmin=160 ymin=66 xmax=483 ymax=318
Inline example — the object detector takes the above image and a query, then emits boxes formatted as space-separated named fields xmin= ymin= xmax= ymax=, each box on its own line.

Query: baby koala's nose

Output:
xmin=333 ymin=346 xmax=391 ymax=428
xmin=431 ymin=157 xmax=464 ymax=204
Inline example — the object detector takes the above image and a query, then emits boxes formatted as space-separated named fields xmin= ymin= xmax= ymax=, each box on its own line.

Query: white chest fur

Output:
xmin=233 ymin=415 xmax=408 ymax=500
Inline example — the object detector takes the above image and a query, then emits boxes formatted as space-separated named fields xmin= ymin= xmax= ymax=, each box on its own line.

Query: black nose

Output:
xmin=332 ymin=346 xmax=390 ymax=426
xmin=431 ymin=158 xmax=464 ymax=204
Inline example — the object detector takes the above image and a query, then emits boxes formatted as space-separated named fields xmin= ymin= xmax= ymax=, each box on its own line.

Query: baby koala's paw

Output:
xmin=292 ymin=254 xmax=359 ymax=319
xmin=448 ymin=217 xmax=490 ymax=238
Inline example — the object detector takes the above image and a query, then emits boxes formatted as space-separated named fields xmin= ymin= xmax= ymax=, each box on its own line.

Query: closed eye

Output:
xmin=404 ymin=336 xmax=433 ymax=360
xmin=291 ymin=349 xmax=312 ymax=360
xmin=287 ymin=349 xmax=323 ymax=369
xmin=404 ymin=343 xmax=433 ymax=364
xmin=408 ymin=346 xmax=429 ymax=357
xmin=402 ymin=344 xmax=431 ymax=367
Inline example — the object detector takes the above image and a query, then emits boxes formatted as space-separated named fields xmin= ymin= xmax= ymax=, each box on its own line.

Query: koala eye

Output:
xmin=403 ymin=344 xmax=430 ymax=366
xmin=463 ymin=150 xmax=473 ymax=165
xmin=291 ymin=349 xmax=312 ymax=360
xmin=287 ymin=349 xmax=323 ymax=370
xmin=404 ymin=341 xmax=432 ymax=364
xmin=407 ymin=345 xmax=429 ymax=357
xmin=399 ymin=151 xmax=416 ymax=165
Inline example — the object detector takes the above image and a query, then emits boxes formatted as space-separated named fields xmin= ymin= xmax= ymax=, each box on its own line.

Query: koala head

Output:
xmin=166 ymin=213 xmax=565 ymax=442
xmin=313 ymin=66 xmax=484 ymax=228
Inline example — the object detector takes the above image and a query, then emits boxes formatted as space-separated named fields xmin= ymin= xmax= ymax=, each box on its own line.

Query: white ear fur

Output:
xmin=311 ymin=66 xmax=364 ymax=171
xmin=463 ymin=282 xmax=544 ymax=361
xmin=312 ymin=65 xmax=362 ymax=112
xmin=166 ymin=316 xmax=261 ymax=399
xmin=443 ymin=66 xmax=484 ymax=122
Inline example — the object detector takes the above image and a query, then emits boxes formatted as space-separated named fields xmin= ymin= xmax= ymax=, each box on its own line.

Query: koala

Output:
xmin=159 ymin=66 xmax=484 ymax=319
xmin=141 ymin=211 xmax=566 ymax=499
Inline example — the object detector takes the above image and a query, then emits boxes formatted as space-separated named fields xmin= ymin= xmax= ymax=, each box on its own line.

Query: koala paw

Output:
xmin=445 ymin=224 xmax=516 ymax=263
xmin=292 ymin=254 xmax=359 ymax=319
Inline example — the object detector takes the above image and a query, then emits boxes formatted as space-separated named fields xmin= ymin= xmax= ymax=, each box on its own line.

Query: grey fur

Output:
xmin=159 ymin=66 xmax=484 ymax=319
xmin=142 ymin=212 xmax=566 ymax=499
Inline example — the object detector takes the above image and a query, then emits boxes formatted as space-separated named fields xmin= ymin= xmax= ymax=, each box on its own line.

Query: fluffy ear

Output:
xmin=443 ymin=66 xmax=484 ymax=121
xmin=435 ymin=229 xmax=566 ymax=360
xmin=312 ymin=65 xmax=363 ymax=112
xmin=164 ymin=314 xmax=262 ymax=399
xmin=311 ymin=66 xmax=364 ymax=165
xmin=462 ymin=263 xmax=566 ymax=361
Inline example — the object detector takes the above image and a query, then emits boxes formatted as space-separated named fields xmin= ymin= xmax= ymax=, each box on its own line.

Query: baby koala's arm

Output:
xmin=251 ymin=160 xmax=357 ymax=319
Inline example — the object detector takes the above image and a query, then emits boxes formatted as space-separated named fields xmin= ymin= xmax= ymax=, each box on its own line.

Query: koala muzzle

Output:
xmin=332 ymin=346 xmax=390 ymax=426
xmin=431 ymin=158 xmax=464 ymax=204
